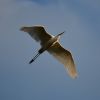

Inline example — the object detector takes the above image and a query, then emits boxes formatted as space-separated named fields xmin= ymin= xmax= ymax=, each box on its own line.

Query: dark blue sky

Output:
xmin=0 ymin=0 xmax=100 ymax=100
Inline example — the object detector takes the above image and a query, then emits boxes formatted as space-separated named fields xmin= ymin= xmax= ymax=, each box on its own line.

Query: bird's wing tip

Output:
xmin=20 ymin=25 xmax=45 ymax=31
xmin=69 ymin=71 xmax=78 ymax=79
xmin=20 ymin=26 xmax=26 ymax=31
xmin=71 ymin=73 xmax=78 ymax=79
xmin=64 ymin=66 xmax=78 ymax=79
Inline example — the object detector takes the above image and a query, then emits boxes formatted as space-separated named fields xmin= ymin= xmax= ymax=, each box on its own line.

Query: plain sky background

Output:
xmin=0 ymin=0 xmax=100 ymax=100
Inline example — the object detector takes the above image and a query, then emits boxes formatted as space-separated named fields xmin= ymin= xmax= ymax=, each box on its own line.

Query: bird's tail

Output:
xmin=29 ymin=52 xmax=41 ymax=64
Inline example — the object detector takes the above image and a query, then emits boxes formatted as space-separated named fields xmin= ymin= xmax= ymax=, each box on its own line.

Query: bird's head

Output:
xmin=56 ymin=31 xmax=65 ymax=40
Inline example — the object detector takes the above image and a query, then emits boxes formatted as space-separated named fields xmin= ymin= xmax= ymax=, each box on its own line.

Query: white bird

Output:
xmin=20 ymin=26 xmax=77 ymax=78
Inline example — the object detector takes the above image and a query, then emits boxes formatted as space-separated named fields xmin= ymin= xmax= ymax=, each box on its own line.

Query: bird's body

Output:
xmin=38 ymin=32 xmax=64 ymax=53
xmin=38 ymin=35 xmax=58 ymax=53
xmin=20 ymin=26 xmax=77 ymax=78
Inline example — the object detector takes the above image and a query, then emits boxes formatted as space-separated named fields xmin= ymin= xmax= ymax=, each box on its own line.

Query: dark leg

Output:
xmin=29 ymin=53 xmax=40 ymax=64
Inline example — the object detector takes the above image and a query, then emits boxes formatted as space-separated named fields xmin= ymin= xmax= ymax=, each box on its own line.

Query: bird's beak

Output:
xmin=59 ymin=31 xmax=65 ymax=36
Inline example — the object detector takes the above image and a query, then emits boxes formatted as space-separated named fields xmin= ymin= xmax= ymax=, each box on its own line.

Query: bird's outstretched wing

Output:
xmin=47 ymin=42 xmax=77 ymax=78
xmin=20 ymin=26 xmax=52 ymax=46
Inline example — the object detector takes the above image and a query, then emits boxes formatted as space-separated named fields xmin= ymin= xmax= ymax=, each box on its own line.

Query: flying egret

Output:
xmin=20 ymin=26 xmax=77 ymax=78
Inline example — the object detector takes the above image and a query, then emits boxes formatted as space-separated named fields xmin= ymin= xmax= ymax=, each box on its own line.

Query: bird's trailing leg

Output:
xmin=29 ymin=52 xmax=41 ymax=64
xmin=29 ymin=48 xmax=45 ymax=64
